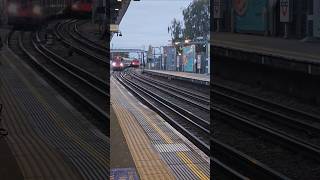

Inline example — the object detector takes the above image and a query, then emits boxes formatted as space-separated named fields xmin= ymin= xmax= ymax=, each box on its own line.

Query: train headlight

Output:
xmin=33 ymin=5 xmax=42 ymax=15
xmin=8 ymin=3 xmax=18 ymax=14
xmin=120 ymin=63 xmax=124 ymax=67
xmin=72 ymin=4 xmax=79 ymax=10
xmin=112 ymin=62 xmax=116 ymax=66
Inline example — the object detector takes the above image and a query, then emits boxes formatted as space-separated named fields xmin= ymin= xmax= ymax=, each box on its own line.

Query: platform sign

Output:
xmin=280 ymin=0 xmax=291 ymax=22
xmin=182 ymin=45 xmax=195 ymax=72
xmin=234 ymin=0 xmax=267 ymax=32
xmin=214 ymin=0 xmax=222 ymax=19
xmin=110 ymin=24 xmax=119 ymax=32
xmin=314 ymin=0 xmax=320 ymax=37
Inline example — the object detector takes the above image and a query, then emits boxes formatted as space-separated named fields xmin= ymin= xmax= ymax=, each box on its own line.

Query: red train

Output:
xmin=130 ymin=59 xmax=140 ymax=68
xmin=7 ymin=0 xmax=71 ymax=26
xmin=6 ymin=0 xmax=92 ymax=26
xmin=112 ymin=56 xmax=124 ymax=71
xmin=71 ymin=0 xmax=92 ymax=14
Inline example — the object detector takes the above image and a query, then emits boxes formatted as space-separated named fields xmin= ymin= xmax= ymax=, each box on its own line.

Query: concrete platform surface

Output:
xmin=143 ymin=69 xmax=210 ymax=84
xmin=213 ymin=32 xmax=320 ymax=63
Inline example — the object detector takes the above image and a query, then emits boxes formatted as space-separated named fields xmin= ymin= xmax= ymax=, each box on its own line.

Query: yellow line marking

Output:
xmin=177 ymin=152 xmax=209 ymax=180
xmin=112 ymin=77 xmax=209 ymax=179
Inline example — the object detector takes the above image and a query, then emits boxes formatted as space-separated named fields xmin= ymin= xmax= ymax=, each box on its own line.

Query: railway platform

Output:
xmin=142 ymin=69 xmax=210 ymax=85
xmin=213 ymin=32 xmax=320 ymax=63
xmin=111 ymin=76 xmax=210 ymax=180
xmin=0 ymin=46 xmax=109 ymax=179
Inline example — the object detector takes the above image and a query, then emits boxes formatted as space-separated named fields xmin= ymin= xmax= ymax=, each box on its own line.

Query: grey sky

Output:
xmin=111 ymin=0 xmax=193 ymax=50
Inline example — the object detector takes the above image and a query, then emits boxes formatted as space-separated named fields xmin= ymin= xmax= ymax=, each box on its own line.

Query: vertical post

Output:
xmin=264 ymin=5 xmax=269 ymax=36
xmin=231 ymin=7 xmax=235 ymax=33
xmin=153 ymin=47 xmax=156 ymax=70
xmin=284 ymin=23 xmax=288 ymax=38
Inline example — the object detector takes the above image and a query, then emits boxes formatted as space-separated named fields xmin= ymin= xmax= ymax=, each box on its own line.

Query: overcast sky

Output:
xmin=111 ymin=0 xmax=193 ymax=50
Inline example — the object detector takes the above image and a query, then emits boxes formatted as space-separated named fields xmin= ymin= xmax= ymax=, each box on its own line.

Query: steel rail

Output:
xmin=213 ymin=83 xmax=320 ymax=133
xmin=213 ymin=104 xmax=320 ymax=162
xmin=35 ymin=31 xmax=108 ymax=94
xmin=54 ymin=20 xmax=108 ymax=67
xmin=73 ymin=20 xmax=107 ymax=54
xmin=131 ymin=70 xmax=210 ymax=104
xmin=126 ymin=71 xmax=209 ymax=112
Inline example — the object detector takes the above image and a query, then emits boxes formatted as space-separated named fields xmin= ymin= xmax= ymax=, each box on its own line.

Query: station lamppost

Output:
xmin=173 ymin=41 xmax=183 ymax=72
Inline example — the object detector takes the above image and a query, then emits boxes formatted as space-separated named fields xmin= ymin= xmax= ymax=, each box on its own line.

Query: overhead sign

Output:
xmin=110 ymin=24 xmax=119 ymax=32
xmin=280 ymin=0 xmax=291 ymax=22
xmin=213 ymin=0 xmax=222 ymax=19
xmin=234 ymin=0 xmax=267 ymax=32
xmin=314 ymin=0 xmax=320 ymax=37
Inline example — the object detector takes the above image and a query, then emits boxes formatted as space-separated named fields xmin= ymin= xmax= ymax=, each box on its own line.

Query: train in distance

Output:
xmin=112 ymin=56 xmax=141 ymax=71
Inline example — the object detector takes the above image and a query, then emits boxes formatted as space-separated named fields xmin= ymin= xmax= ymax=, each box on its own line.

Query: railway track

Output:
xmin=213 ymin=82 xmax=320 ymax=179
xmin=131 ymin=70 xmax=209 ymax=106
xmin=7 ymin=30 xmax=109 ymax=134
xmin=126 ymin=69 xmax=209 ymax=125
xmin=54 ymin=19 xmax=107 ymax=67
xmin=73 ymin=20 xmax=107 ymax=54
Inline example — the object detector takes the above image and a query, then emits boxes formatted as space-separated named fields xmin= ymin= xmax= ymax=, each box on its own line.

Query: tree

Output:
xmin=168 ymin=18 xmax=184 ymax=43
xmin=183 ymin=0 xmax=209 ymax=40
xmin=168 ymin=0 xmax=209 ymax=42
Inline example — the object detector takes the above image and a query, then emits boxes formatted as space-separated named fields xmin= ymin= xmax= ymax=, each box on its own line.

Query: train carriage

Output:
xmin=6 ymin=0 xmax=91 ymax=27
